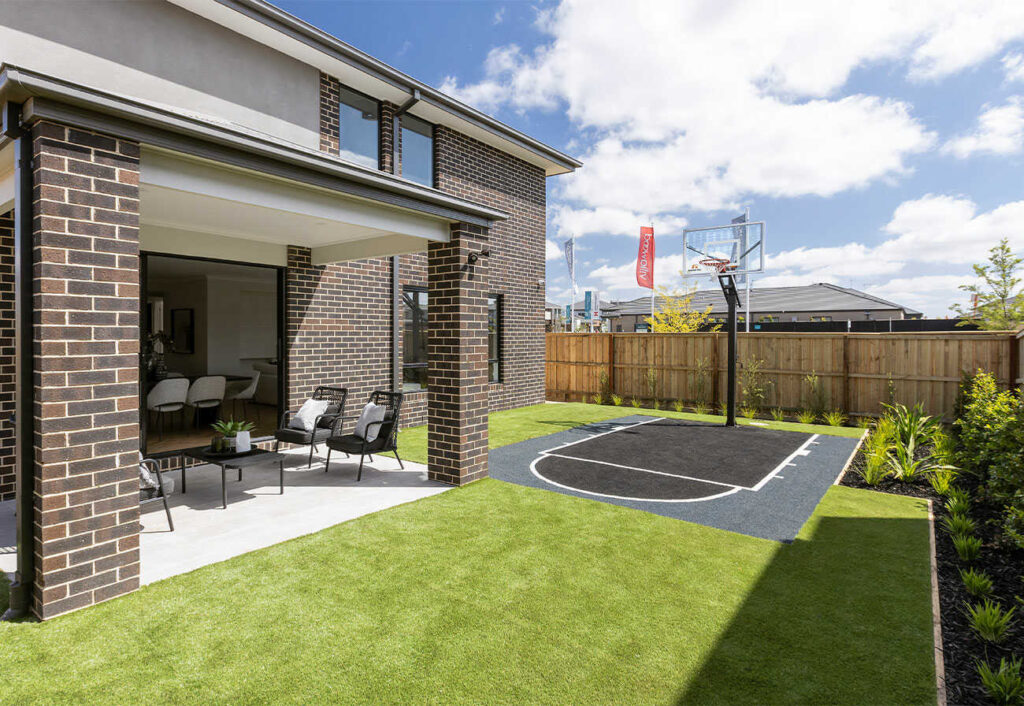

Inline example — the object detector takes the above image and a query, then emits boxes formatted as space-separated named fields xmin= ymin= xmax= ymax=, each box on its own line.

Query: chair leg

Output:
xmin=274 ymin=440 xmax=280 ymax=452
xmin=357 ymin=454 xmax=364 ymax=482
xmin=325 ymin=447 xmax=332 ymax=473
xmin=308 ymin=443 xmax=315 ymax=468
xmin=163 ymin=492 xmax=174 ymax=532
xmin=394 ymin=450 xmax=405 ymax=470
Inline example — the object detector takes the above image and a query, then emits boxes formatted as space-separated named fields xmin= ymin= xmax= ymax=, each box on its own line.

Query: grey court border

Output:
xmin=489 ymin=415 xmax=864 ymax=542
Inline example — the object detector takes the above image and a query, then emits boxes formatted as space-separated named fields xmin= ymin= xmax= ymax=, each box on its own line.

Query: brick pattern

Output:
xmin=426 ymin=223 xmax=489 ymax=485
xmin=31 ymin=122 xmax=142 ymax=619
xmin=285 ymin=246 xmax=394 ymax=420
xmin=379 ymin=101 xmax=396 ymax=174
xmin=319 ymin=73 xmax=340 ymax=156
xmin=0 ymin=211 xmax=14 ymax=500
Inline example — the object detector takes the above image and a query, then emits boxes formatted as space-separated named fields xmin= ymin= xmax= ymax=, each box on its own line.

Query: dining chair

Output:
xmin=186 ymin=376 xmax=226 ymax=427
xmin=146 ymin=378 xmax=189 ymax=440
xmin=228 ymin=370 xmax=261 ymax=421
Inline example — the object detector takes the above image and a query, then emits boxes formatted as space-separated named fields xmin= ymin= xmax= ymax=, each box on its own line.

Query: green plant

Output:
xmin=739 ymin=358 xmax=772 ymax=412
xmin=803 ymin=371 xmax=828 ymax=419
xmin=882 ymin=402 xmax=941 ymax=447
xmin=931 ymin=430 xmax=957 ymax=465
xmin=965 ymin=599 xmax=1016 ymax=643
xmin=945 ymin=493 xmax=971 ymax=516
xmin=770 ymin=408 xmax=785 ymax=422
xmin=884 ymin=437 xmax=952 ymax=483
xmin=643 ymin=367 xmax=658 ymax=405
xmin=977 ymin=656 xmax=1024 ymax=706
xmin=651 ymin=398 xmax=661 ymax=410
xmin=855 ymin=417 xmax=873 ymax=429
xmin=611 ymin=394 xmax=624 ymax=406
xmin=856 ymin=449 xmax=891 ymax=486
xmin=211 ymin=418 xmax=255 ymax=437
xmin=739 ymin=406 xmax=757 ymax=420
xmin=598 ymin=370 xmax=611 ymax=400
xmin=693 ymin=403 xmax=710 ymax=416
xmin=672 ymin=399 xmax=684 ymax=413
xmin=953 ymin=533 xmax=983 ymax=562
xmin=928 ymin=467 xmax=957 ymax=496
xmin=718 ymin=402 xmax=728 ymax=417
xmin=796 ymin=409 xmax=816 ymax=425
xmin=692 ymin=357 xmax=711 ymax=409
xmin=864 ymin=423 xmax=893 ymax=456
xmin=630 ymin=397 xmax=642 ymax=409
xmin=591 ymin=392 xmax=604 ymax=405
xmin=960 ymin=567 xmax=994 ymax=597
xmin=942 ymin=512 xmax=976 ymax=536
xmin=951 ymin=237 xmax=1024 ymax=330
xmin=823 ymin=410 xmax=846 ymax=427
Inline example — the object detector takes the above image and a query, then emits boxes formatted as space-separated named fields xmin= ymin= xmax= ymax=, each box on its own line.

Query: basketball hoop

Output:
xmin=698 ymin=257 xmax=731 ymax=273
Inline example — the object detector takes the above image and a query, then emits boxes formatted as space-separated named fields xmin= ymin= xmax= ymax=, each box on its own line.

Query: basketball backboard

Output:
xmin=682 ymin=221 xmax=766 ymax=278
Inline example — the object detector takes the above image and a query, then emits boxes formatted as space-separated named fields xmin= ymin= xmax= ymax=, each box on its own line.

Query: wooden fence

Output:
xmin=546 ymin=331 xmax=1020 ymax=420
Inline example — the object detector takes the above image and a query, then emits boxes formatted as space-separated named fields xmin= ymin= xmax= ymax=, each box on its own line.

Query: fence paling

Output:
xmin=545 ymin=331 xmax=1018 ymax=420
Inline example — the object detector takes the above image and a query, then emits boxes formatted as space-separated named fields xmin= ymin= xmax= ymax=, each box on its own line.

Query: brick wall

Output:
xmin=291 ymin=73 xmax=547 ymax=433
xmin=31 ymin=122 xmax=142 ymax=619
xmin=0 ymin=211 xmax=13 ymax=500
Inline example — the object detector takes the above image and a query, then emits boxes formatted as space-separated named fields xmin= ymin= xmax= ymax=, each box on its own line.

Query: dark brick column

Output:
xmin=31 ymin=122 xmax=141 ymax=619
xmin=0 ymin=211 xmax=13 ymax=500
xmin=426 ymin=223 xmax=489 ymax=485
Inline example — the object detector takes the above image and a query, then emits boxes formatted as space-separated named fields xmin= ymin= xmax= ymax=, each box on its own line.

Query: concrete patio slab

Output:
xmin=138 ymin=448 xmax=448 ymax=585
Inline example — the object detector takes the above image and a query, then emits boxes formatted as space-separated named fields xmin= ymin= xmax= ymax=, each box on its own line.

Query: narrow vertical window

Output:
xmin=337 ymin=85 xmax=379 ymax=169
xmin=400 ymin=114 xmax=434 ymax=186
xmin=402 ymin=288 xmax=428 ymax=390
xmin=488 ymin=295 xmax=501 ymax=383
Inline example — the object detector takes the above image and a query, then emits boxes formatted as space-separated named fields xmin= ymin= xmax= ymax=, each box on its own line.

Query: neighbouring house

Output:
xmin=599 ymin=283 xmax=922 ymax=331
xmin=0 ymin=0 xmax=579 ymax=619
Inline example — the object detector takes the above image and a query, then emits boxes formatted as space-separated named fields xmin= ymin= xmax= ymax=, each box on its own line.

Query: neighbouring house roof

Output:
xmin=168 ymin=0 xmax=582 ymax=177
xmin=602 ymin=283 xmax=923 ymax=318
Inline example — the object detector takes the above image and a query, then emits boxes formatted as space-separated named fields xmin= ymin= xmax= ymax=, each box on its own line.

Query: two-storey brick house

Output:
xmin=0 ymin=0 xmax=579 ymax=619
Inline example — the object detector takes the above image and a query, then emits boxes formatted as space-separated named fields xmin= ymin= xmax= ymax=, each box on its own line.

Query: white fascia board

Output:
xmin=142 ymin=225 xmax=289 ymax=266
xmin=311 ymin=235 xmax=427 ymax=265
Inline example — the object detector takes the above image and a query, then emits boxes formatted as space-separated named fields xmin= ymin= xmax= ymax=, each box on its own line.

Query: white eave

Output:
xmin=166 ymin=0 xmax=582 ymax=177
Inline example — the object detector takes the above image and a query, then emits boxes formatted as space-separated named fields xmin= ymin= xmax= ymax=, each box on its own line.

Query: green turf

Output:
xmin=396 ymin=401 xmax=863 ymax=464
xmin=0 ymin=482 xmax=932 ymax=704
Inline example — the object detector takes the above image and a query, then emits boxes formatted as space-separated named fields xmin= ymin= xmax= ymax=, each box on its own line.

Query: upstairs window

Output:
xmin=401 ymin=114 xmax=434 ymax=186
xmin=337 ymin=86 xmax=379 ymax=169
xmin=402 ymin=288 xmax=428 ymax=391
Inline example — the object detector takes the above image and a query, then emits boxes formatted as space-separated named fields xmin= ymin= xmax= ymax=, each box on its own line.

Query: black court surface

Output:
xmin=533 ymin=419 xmax=814 ymax=502
xmin=491 ymin=415 xmax=862 ymax=541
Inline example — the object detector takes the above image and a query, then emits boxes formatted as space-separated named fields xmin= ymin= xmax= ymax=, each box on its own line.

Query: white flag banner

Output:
xmin=563 ymin=238 xmax=574 ymax=283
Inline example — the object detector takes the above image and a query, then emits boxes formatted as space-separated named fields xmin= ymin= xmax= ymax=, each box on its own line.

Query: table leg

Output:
xmin=238 ymin=467 xmax=242 ymax=482
xmin=221 ymin=465 xmax=227 ymax=509
xmin=181 ymin=452 xmax=187 ymax=494
xmin=279 ymin=460 xmax=284 ymax=495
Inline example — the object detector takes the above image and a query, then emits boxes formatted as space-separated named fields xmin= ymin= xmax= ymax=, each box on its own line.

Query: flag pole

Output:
xmin=744 ymin=208 xmax=751 ymax=333
xmin=649 ymin=220 xmax=654 ymax=329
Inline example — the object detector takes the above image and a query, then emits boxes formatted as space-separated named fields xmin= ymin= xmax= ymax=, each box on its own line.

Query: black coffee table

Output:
xmin=179 ymin=447 xmax=286 ymax=509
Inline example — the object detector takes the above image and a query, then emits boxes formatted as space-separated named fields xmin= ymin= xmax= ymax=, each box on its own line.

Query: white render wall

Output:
xmin=0 ymin=0 xmax=320 ymax=149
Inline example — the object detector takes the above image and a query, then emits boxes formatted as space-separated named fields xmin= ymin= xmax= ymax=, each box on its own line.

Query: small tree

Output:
xmin=646 ymin=280 xmax=720 ymax=333
xmin=951 ymin=238 xmax=1024 ymax=330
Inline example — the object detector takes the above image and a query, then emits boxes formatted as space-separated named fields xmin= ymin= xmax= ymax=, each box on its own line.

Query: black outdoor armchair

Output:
xmin=325 ymin=391 xmax=404 ymax=481
xmin=273 ymin=386 xmax=348 ymax=467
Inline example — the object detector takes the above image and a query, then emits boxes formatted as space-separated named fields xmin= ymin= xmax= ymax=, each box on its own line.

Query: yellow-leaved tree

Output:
xmin=645 ymin=279 xmax=720 ymax=333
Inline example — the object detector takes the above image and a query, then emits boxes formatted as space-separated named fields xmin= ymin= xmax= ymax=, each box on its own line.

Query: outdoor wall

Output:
xmin=0 ymin=210 xmax=13 ymax=501
xmin=546 ymin=331 xmax=1017 ymax=421
xmin=0 ymin=0 xmax=320 ymax=148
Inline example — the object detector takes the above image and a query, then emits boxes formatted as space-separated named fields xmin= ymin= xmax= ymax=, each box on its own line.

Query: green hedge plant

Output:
xmin=952 ymin=534 xmax=982 ymax=562
xmin=959 ymin=567 xmax=994 ymax=597
xmin=977 ymin=656 xmax=1024 ymax=706
xmin=965 ymin=599 xmax=1016 ymax=643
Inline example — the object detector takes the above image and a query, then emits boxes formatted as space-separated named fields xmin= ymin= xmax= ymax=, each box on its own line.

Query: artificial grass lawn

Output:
xmin=396 ymin=401 xmax=863 ymax=465
xmin=0 ymin=481 xmax=933 ymax=704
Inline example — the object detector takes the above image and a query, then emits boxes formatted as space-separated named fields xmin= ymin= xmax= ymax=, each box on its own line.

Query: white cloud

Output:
xmin=941 ymin=97 xmax=1024 ymax=158
xmin=1003 ymin=52 xmax=1024 ymax=83
xmin=864 ymin=275 xmax=976 ymax=318
xmin=441 ymin=0 xmax=1024 ymax=213
xmin=492 ymin=7 xmax=505 ymax=25
xmin=549 ymin=205 xmax=687 ymax=239
xmin=545 ymin=238 xmax=562 ymax=260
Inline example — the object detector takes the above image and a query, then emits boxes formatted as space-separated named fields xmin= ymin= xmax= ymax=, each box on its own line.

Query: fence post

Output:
xmin=607 ymin=333 xmax=616 ymax=397
xmin=1010 ymin=332 xmax=1020 ymax=390
xmin=842 ymin=334 xmax=850 ymax=415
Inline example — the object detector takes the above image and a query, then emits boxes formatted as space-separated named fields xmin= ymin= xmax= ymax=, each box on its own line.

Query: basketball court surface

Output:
xmin=490 ymin=415 xmax=861 ymax=542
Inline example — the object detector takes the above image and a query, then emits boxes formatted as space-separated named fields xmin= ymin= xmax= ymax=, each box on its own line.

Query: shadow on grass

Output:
xmin=677 ymin=511 xmax=935 ymax=705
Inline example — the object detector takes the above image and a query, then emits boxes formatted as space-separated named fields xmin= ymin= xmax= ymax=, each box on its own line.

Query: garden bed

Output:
xmin=842 ymin=437 xmax=1024 ymax=705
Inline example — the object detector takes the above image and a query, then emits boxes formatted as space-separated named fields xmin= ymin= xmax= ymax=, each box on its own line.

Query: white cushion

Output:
xmin=354 ymin=402 xmax=387 ymax=442
xmin=289 ymin=398 xmax=331 ymax=433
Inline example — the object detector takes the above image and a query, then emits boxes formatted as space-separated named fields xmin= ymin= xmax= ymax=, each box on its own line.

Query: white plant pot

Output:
xmin=235 ymin=431 xmax=251 ymax=453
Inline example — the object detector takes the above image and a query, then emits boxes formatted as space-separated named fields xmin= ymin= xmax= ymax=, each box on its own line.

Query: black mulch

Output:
xmin=841 ymin=446 xmax=1024 ymax=705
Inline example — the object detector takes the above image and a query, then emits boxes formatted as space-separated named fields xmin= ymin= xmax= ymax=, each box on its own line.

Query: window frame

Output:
xmin=402 ymin=286 xmax=428 ymax=391
xmin=488 ymin=294 xmax=502 ymax=383
xmin=335 ymin=82 xmax=382 ymax=171
xmin=399 ymin=113 xmax=436 ymax=187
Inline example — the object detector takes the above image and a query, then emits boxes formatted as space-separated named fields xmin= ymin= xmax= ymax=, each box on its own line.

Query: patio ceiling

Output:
xmin=0 ymin=140 xmax=13 ymax=214
xmin=140 ymin=147 xmax=450 ymax=266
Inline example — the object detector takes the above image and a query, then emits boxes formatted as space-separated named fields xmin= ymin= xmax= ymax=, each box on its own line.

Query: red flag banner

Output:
xmin=636 ymin=226 xmax=655 ymax=289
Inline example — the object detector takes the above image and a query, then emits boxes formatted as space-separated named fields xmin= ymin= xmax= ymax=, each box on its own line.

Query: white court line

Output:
xmin=539 ymin=452 xmax=742 ymax=489
xmin=529 ymin=455 xmax=743 ymax=504
xmin=541 ymin=416 xmax=665 ymax=456
xmin=749 ymin=434 xmax=819 ymax=491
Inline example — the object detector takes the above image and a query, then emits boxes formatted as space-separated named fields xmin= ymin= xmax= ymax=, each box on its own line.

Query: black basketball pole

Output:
xmin=718 ymin=273 xmax=740 ymax=427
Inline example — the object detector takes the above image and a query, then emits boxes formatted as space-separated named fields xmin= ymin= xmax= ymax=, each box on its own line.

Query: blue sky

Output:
xmin=277 ymin=0 xmax=1024 ymax=317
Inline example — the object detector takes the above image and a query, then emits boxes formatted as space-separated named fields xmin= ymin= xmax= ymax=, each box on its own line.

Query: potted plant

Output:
xmin=210 ymin=418 xmax=256 ymax=453
xmin=141 ymin=331 xmax=173 ymax=381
